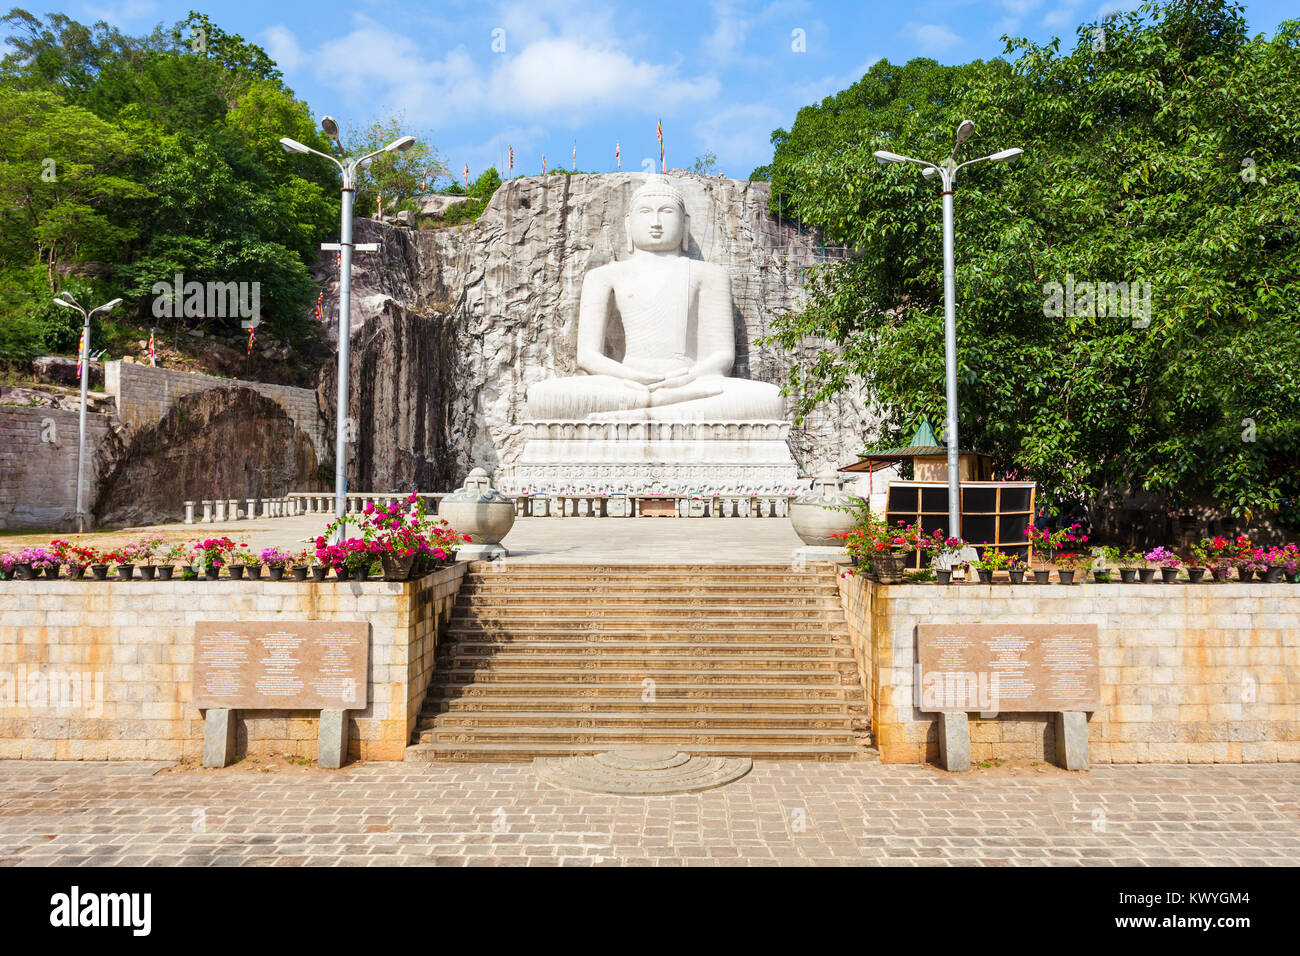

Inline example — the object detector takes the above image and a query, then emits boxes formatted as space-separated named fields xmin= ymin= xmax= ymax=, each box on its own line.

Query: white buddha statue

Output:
xmin=525 ymin=177 xmax=785 ymax=421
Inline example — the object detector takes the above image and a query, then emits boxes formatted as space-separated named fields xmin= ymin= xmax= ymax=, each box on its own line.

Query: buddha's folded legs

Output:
xmin=526 ymin=375 xmax=650 ymax=419
xmin=641 ymin=376 xmax=785 ymax=420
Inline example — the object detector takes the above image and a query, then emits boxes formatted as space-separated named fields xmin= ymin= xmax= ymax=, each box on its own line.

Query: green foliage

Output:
xmin=762 ymin=0 xmax=1300 ymax=522
xmin=348 ymin=113 xmax=445 ymax=217
xmin=692 ymin=151 xmax=718 ymax=175
xmin=436 ymin=168 xmax=504 ymax=226
xmin=0 ymin=9 xmax=341 ymax=354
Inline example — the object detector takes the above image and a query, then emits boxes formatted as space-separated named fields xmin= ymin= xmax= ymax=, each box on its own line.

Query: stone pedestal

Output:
xmin=498 ymin=420 xmax=804 ymax=497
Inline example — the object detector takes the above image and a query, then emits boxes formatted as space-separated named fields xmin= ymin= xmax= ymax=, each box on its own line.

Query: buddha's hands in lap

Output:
xmin=646 ymin=366 xmax=696 ymax=391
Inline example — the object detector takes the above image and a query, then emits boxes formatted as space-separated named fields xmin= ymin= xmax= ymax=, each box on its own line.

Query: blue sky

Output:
xmin=44 ymin=0 xmax=1300 ymax=180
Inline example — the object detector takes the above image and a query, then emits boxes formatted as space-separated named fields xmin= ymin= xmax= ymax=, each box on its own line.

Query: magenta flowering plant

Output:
xmin=188 ymin=537 xmax=241 ymax=572
xmin=259 ymin=547 xmax=294 ymax=569
xmin=16 ymin=547 xmax=58 ymax=570
xmin=1143 ymin=546 xmax=1181 ymax=569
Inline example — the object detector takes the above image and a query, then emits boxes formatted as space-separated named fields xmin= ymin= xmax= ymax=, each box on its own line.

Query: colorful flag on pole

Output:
xmin=422 ymin=167 xmax=429 ymax=191
xmin=572 ymin=142 xmax=577 ymax=171
xmin=615 ymin=141 xmax=620 ymax=169
xmin=314 ymin=291 xmax=324 ymax=322
xmin=377 ymin=193 xmax=383 ymax=219
xmin=147 ymin=329 xmax=156 ymax=367
xmin=542 ymin=153 xmax=547 ymax=175
xmin=247 ymin=324 xmax=256 ymax=355
xmin=463 ymin=164 xmax=469 ymax=187
xmin=509 ymin=145 xmax=514 ymax=174
xmin=76 ymin=328 xmax=85 ymax=380
xmin=657 ymin=119 xmax=665 ymax=172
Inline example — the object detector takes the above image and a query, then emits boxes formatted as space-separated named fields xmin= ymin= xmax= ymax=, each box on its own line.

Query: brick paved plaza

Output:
xmin=1 ymin=759 xmax=1295 ymax=866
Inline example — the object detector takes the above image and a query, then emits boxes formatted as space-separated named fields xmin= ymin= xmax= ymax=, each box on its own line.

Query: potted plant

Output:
xmin=971 ymin=547 xmax=1015 ymax=584
xmin=1281 ymin=544 xmax=1300 ymax=584
xmin=1196 ymin=536 xmax=1234 ymax=582
xmin=929 ymin=533 xmax=966 ymax=585
xmin=1186 ymin=541 xmax=1211 ymax=583
xmin=0 ymin=552 xmax=15 ymax=581
xmin=1227 ymin=535 xmax=1257 ymax=581
xmin=86 ymin=545 xmax=110 ymax=581
xmin=1259 ymin=545 xmax=1287 ymax=584
xmin=190 ymin=537 xmax=239 ymax=580
xmin=1053 ymin=551 xmax=1088 ymax=584
xmin=237 ymin=547 xmax=264 ymax=580
xmin=158 ymin=542 xmax=187 ymax=581
xmin=1144 ymin=546 xmax=1182 ymax=583
xmin=16 ymin=546 xmax=58 ymax=580
xmin=261 ymin=547 xmax=293 ymax=581
xmin=290 ymin=549 xmax=312 ymax=581
xmin=132 ymin=537 xmax=164 ymax=580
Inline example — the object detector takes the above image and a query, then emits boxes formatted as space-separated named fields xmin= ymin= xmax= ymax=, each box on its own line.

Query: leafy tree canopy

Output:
xmin=762 ymin=0 xmax=1300 ymax=524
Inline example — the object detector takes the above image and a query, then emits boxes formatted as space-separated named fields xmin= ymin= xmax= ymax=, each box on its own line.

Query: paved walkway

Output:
xmin=3 ymin=517 xmax=809 ymax=565
xmin=1 ymin=760 xmax=1295 ymax=866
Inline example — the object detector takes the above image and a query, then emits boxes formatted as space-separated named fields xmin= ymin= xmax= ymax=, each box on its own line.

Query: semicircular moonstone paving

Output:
xmin=533 ymin=747 xmax=753 ymax=796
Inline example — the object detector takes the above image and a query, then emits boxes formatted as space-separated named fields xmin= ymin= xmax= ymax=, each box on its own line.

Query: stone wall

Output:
xmin=105 ymin=360 xmax=325 ymax=458
xmin=839 ymin=575 xmax=1300 ymax=764
xmin=0 ymin=405 xmax=119 ymax=530
xmin=0 ymin=565 xmax=466 ymax=762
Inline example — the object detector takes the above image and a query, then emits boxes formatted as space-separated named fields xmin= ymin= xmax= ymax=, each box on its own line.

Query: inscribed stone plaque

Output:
xmin=193 ymin=621 xmax=369 ymax=710
xmin=915 ymin=622 xmax=1099 ymax=713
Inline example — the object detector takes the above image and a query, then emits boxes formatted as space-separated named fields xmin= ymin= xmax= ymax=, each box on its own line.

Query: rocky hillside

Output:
xmin=313 ymin=172 xmax=875 ymax=489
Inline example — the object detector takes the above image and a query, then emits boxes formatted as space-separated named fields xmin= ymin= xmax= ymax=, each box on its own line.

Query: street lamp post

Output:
xmin=873 ymin=122 xmax=1023 ymax=539
xmin=280 ymin=120 xmax=415 ymax=540
xmin=52 ymin=292 xmax=122 ymax=531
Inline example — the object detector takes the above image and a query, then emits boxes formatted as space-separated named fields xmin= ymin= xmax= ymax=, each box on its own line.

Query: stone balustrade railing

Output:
xmin=182 ymin=493 xmax=447 ymax=524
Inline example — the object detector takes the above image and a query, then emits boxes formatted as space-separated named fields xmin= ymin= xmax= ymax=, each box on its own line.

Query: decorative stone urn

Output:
xmin=440 ymin=467 xmax=515 ymax=560
xmin=789 ymin=471 xmax=857 ymax=566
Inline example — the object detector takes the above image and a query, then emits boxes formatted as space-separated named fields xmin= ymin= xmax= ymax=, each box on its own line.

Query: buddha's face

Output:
xmin=627 ymin=195 xmax=687 ymax=253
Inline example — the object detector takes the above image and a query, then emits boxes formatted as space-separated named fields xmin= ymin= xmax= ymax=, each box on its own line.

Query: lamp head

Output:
xmin=279 ymin=137 xmax=310 ymax=154
xmin=873 ymin=150 xmax=908 ymax=165
xmin=52 ymin=295 xmax=79 ymax=310
xmin=321 ymin=116 xmax=340 ymax=142
xmin=988 ymin=147 xmax=1024 ymax=163
xmin=921 ymin=166 xmax=939 ymax=179
xmin=99 ymin=298 xmax=123 ymax=312
xmin=955 ymin=120 xmax=975 ymax=147
xmin=386 ymin=135 xmax=416 ymax=153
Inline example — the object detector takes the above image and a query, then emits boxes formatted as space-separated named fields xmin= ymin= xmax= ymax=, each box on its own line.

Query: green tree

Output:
xmin=763 ymin=0 xmax=1300 ymax=524
xmin=347 ymin=113 xmax=445 ymax=217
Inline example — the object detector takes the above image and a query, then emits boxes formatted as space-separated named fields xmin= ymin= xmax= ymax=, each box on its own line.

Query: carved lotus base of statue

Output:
xmin=497 ymin=419 xmax=805 ymax=497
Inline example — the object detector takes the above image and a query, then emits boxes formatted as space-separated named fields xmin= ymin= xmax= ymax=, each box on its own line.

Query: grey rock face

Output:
xmin=312 ymin=172 xmax=875 ymax=489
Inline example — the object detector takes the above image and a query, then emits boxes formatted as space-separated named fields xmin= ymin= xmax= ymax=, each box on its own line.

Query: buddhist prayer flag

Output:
xmin=76 ymin=328 xmax=85 ymax=379
xmin=314 ymin=291 xmax=324 ymax=323
xmin=377 ymin=193 xmax=383 ymax=219
xmin=422 ymin=167 xmax=429 ymax=191
xmin=463 ymin=164 xmax=470 ymax=187
xmin=542 ymin=153 xmax=546 ymax=174
xmin=657 ymin=119 xmax=664 ymax=172
xmin=572 ymin=142 xmax=577 ymax=171
xmin=247 ymin=324 xmax=256 ymax=354
xmin=509 ymin=145 xmax=514 ymax=173
xmin=147 ymin=329 xmax=156 ymax=367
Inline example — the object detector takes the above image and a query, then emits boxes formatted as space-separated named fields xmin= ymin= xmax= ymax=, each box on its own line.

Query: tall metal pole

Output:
xmin=75 ymin=309 xmax=90 ymax=529
xmin=940 ymin=171 xmax=961 ymax=540
xmin=334 ymin=167 xmax=355 ymax=538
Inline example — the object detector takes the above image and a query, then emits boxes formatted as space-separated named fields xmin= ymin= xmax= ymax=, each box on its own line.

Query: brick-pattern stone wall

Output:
xmin=839 ymin=577 xmax=1300 ymax=764
xmin=0 ymin=565 xmax=466 ymax=762
xmin=104 ymin=360 xmax=324 ymax=456
xmin=0 ymin=406 xmax=115 ymax=530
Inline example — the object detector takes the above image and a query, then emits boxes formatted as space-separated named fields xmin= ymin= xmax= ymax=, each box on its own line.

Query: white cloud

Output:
xmin=790 ymin=58 xmax=879 ymax=105
xmin=904 ymin=22 xmax=963 ymax=56
xmin=693 ymin=103 xmax=786 ymax=171
xmin=261 ymin=26 xmax=303 ymax=73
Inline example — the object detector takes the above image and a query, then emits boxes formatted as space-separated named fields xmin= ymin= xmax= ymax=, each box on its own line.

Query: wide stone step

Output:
xmin=459 ymin=582 xmax=840 ymax=596
xmin=426 ymin=696 xmax=862 ymax=715
xmin=420 ymin=710 xmax=859 ymax=730
xmin=440 ymin=629 xmax=847 ymax=645
xmin=417 ymin=725 xmax=861 ymax=747
xmin=427 ymin=668 xmax=852 ymax=685
xmin=452 ymin=605 xmax=843 ymax=620
xmin=461 ymin=571 xmax=835 ymax=587
xmin=437 ymin=641 xmax=854 ymax=659
xmin=454 ymin=593 xmax=843 ymax=609
xmin=426 ymin=681 xmax=860 ymax=700
xmin=447 ymin=619 xmax=841 ymax=635
xmin=405 ymin=741 xmax=867 ymax=762
xmin=431 ymin=655 xmax=852 ymax=676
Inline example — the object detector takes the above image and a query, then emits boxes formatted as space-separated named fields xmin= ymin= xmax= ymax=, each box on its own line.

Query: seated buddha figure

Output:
xmin=525 ymin=177 xmax=785 ymax=421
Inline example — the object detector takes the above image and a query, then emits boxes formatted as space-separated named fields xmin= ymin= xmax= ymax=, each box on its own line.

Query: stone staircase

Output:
xmin=406 ymin=564 xmax=875 ymax=762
